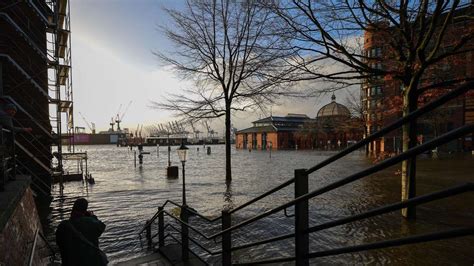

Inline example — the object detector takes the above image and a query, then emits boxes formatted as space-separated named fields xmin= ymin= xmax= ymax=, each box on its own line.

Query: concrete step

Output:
xmin=116 ymin=253 xmax=171 ymax=266
xmin=117 ymin=244 xmax=207 ymax=266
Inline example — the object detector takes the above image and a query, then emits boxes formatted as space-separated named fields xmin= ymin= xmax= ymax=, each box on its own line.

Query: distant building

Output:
xmin=235 ymin=95 xmax=364 ymax=150
xmin=362 ymin=5 xmax=474 ymax=154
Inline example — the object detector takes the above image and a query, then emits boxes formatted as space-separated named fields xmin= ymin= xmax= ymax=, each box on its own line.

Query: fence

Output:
xmin=139 ymin=81 xmax=474 ymax=265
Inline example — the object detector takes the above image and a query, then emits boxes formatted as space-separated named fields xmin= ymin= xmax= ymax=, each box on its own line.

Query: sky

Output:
xmin=70 ymin=0 xmax=354 ymax=134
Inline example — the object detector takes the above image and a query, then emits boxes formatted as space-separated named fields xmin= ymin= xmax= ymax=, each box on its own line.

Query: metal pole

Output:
xmin=145 ymin=220 xmax=152 ymax=247
xmin=180 ymin=204 xmax=189 ymax=261
xmin=168 ymin=134 xmax=171 ymax=167
xmin=182 ymin=161 xmax=186 ymax=205
xmin=158 ymin=206 xmax=165 ymax=247
xmin=181 ymin=160 xmax=189 ymax=261
xmin=295 ymin=169 xmax=309 ymax=266
xmin=222 ymin=209 xmax=232 ymax=266
xmin=85 ymin=154 xmax=88 ymax=176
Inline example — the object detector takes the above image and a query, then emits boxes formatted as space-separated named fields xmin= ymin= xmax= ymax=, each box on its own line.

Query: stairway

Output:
xmin=116 ymin=253 xmax=171 ymax=266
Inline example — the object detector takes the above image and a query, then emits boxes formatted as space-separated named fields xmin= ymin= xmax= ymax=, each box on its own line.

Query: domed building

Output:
xmin=317 ymin=94 xmax=351 ymax=118
xmin=295 ymin=94 xmax=364 ymax=150
xmin=235 ymin=95 xmax=364 ymax=150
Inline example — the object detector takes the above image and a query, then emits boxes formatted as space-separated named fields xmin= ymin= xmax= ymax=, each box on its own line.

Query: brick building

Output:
xmin=235 ymin=95 xmax=364 ymax=150
xmin=0 ymin=1 xmax=53 ymax=199
xmin=362 ymin=5 xmax=474 ymax=154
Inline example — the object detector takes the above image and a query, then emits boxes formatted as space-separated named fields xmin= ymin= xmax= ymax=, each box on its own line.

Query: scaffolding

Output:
xmin=46 ymin=0 xmax=84 ymax=188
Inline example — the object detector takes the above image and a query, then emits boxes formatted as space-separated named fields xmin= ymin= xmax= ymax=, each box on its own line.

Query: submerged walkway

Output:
xmin=117 ymin=244 xmax=206 ymax=266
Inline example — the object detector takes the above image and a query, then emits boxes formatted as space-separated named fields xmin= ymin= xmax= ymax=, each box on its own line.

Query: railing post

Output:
xmin=158 ymin=206 xmax=164 ymax=247
xmin=180 ymin=205 xmax=189 ymax=261
xmin=221 ymin=209 xmax=231 ymax=266
xmin=145 ymin=220 xmax=152 ymax=247
xmin=9 ymin=129 xmax=15 ymax=180
xmin=295 ymin=169 xmax=309 ymax=266
xmin=0 ymin=126 xmax=4 ymax=191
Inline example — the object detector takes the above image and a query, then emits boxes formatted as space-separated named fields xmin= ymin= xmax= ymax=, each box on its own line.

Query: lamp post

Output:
xmin=177 ymin=142 xmax=189 ymax=205
xmin=177 ymin=142 xmax=189 ymax=261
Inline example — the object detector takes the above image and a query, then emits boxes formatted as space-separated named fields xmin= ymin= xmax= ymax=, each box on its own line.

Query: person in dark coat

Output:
xmin=56 ymin=198 xmax=107 ymax=265
xmin=0 ymin=101 xmax=32 ymax=133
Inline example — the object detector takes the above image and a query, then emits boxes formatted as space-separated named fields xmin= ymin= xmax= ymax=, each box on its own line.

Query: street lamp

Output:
xmin=176 ymin=142 xmax=189 ymax=261
xmin=177 ymin=142 xmax=189 ymax=205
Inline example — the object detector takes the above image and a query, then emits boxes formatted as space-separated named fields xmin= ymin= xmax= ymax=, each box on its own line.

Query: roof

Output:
xmin=236 ymin=125 xmax=304 ymax=134
xmin=237 ymin=125 xmax=277 ymax=134
xmin=317 ymin=94 xmax=351 ymax=118
xmin=253 ymin=114 xmax=310 ymax=124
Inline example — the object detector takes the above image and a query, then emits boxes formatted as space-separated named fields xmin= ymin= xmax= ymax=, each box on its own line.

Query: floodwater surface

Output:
xmin=44 ymin=145 xmax=474 ymax=264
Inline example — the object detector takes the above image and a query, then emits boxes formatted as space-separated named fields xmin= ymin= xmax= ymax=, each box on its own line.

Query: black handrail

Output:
xmin=239 ymin=227 xmax=474 ymax=265
xmin=28 ymin=228 xmax=57 ymax=266
xmin=213 ymin=125 xmax=474 ymax=239
xmin=142 ymin=80 xmax=474 ymax=229
xmin=141 ymin=81 xmax=474 ymax=264
xmin=0 ymin=127 xmax=15 ymax=191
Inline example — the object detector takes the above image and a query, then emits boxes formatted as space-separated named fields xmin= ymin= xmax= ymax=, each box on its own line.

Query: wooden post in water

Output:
xmin=221 ymin=209 xmax=232 ymax=266
xmin=294 ymin=169 xmax=309 ymax=266
xmin=134 ymin=151 xmax=136 ymax=168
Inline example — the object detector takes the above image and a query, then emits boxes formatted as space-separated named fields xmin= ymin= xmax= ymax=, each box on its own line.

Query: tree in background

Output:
xmin=270 ymin=0 xmax=474 ymax=218
xmin=153 ymin=0 xmax=299 ymax=182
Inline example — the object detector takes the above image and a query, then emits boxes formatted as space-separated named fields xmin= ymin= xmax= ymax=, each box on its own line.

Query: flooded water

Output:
xmin=43 ymin=145 xmax=474 ymax=265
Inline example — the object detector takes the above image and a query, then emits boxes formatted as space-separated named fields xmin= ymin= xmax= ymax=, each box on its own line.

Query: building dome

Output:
xmin=317 ymin=94 xmax=351 ymax=118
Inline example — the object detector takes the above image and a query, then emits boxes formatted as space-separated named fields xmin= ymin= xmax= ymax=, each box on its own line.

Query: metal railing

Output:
xmin=0 ymin=127 xmax=16 ymax=191
xmin=139 ymin=81 xmax=474 ymax=265
xmin=28 ymin=227 xmax=58 ymax=266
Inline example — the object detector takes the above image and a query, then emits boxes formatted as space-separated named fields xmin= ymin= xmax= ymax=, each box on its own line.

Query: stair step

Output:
xmin=116 ymin=253 xmax=171 ymax=266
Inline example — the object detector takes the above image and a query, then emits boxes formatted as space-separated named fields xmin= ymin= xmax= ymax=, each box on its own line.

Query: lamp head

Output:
xmin=177 ymin=142 xmax=189 ymax=162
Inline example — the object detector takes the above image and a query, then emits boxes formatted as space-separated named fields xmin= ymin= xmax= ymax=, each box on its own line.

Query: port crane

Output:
xmin=78 ymin=112 xmax=96 ymax=134
xmin=189 ymin=121 xmax=201 ymax=141
xmin=109 ymin=117 xmax=115 ymax=131
xmin=115 ymin=100 xmax=132 ymax=131
xmin=203 ymin=120 xmax=217 ymax=141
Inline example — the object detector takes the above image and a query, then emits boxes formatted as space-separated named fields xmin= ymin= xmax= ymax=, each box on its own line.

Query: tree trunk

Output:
xmin=225 ymin=107 xmax=232 ymax=183
xmin=401 ymin=89 xmax=418 ymax=219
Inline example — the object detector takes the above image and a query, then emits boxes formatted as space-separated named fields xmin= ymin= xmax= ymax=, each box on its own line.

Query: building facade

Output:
xmin=0 ymin=1 xmax=53 ymax=199
xmin=362 ymin=5 xmax=474 ymax=154
xmin=236 ymin=96 xmax=364 ymax=150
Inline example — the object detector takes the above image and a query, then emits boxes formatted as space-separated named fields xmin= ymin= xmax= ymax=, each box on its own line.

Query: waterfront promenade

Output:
xmin=44 ymin=145 xmax=473 ymax=264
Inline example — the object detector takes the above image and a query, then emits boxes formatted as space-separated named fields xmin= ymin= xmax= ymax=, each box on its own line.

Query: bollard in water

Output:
xmin=207 ymin=146 xmax=211 ymax=155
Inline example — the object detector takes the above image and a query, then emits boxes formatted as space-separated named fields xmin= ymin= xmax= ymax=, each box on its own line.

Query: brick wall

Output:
xmin=0 ymin=177 xmax=45 ymax=265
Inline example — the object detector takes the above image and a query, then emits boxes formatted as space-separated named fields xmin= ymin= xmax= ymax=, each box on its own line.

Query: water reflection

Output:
xmin=44 ymin=145 xmax=473 ymax=264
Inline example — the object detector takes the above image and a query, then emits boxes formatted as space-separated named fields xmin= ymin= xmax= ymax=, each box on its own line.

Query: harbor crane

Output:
xmin=78 ymin=112 xmax=96 ymax=134
xmin=115 ymin=100 xmax=132 ymax=131
xmin=203 ymin=120 xmax=217 ymax=141
xmin=109 ymin=117 xmax=115 ymax=131
xmin=189 ymin=121 xmax=201 ymax=140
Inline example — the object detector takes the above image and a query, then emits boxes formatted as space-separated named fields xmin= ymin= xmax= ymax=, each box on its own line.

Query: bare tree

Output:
xmin=270 ymin=0 xmax=474 ymax=218
xmin=153 ymin=0 xmax=298 ymax=182
xmin=345 ymin=90 xmax=370 ymax=154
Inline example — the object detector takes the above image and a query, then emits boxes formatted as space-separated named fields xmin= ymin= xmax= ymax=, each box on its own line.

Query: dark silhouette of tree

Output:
xmin=270 ymin=0 xmax=474 ymax=218
xmin=152 ymin=0 xmax=299 ymax=182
